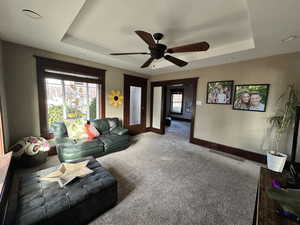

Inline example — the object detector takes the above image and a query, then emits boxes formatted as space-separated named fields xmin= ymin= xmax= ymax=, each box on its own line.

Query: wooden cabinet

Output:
xmin=254 ymin=167 xmax=298 ymax=225
xmin=0 ymin=152 xmax=12 ymax=225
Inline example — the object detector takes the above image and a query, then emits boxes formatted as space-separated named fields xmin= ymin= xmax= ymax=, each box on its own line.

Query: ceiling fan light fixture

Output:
xmin=22 ymin=9 xmax=42 ymax=19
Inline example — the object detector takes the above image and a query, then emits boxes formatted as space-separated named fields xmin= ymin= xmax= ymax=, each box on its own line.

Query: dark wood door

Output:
xmin=124 ymin=75 xmax=147 ymax=134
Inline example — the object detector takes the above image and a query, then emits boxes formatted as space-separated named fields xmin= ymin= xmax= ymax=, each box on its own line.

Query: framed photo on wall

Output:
xmin=233 ymin=84 xmax=270 ymax=112
xmin=206 ymin=80 xmax=234 ymax=104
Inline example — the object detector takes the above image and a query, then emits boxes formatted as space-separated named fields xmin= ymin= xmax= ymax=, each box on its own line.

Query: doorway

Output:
xmin=165 ymin=83 xmax=193 ymax=139
xmin=124 ymin=74 xmax=148 ymax=134
xmin=150 ymin=78 xmax=198 ymax=142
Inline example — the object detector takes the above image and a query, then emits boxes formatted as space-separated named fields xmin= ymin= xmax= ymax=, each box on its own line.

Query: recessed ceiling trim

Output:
xmin=62 ymin=0 xmax=253 ymax=72
xmin=22 ymin=9 xmax=42 ymax=19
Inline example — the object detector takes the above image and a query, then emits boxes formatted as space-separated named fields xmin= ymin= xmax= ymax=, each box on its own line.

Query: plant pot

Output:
xmin=267 ymin=151 xmax=287 ymax=172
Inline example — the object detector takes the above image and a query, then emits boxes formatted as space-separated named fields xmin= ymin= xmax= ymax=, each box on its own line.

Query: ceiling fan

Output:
xmin=110 ymin=30 xmax=209 ymax=68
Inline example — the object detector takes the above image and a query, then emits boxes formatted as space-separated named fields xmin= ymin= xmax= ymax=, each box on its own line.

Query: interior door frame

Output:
xmin=150 ymin=77 xmax=198 ymax=142
xmin=123 ymin=74 xmax=148 ymax=134
xmin=0 ymin=98 xmax=5 ymax=155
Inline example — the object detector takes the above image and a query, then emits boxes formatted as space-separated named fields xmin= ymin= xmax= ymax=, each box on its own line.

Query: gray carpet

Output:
xmin=16 ymin=132 xmax=260 ymax=225
xmin=92 ymin=132 xmax=260 ymax=225
xmin=165 ymin=120 xmax=191 ymax=138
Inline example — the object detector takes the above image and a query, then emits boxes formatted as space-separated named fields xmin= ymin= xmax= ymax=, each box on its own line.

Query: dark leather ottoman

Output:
xmin=13 ymin=159 xmax=117 ymax=225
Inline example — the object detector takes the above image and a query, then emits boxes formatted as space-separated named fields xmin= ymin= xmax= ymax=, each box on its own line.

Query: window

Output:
xmin=37 ymin=57 xmax=105 ymax=138
xmin=45 ymin=79 xmax=100 ymax=134
xmin=170 ymin=89 xmax=184 ymax=114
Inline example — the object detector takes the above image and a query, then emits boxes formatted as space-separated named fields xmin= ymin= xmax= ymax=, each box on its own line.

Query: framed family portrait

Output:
xmin=233 ymin=84 xmax=270 ymax=112
xmin=206 ymin=80 xmax=234 ymax=104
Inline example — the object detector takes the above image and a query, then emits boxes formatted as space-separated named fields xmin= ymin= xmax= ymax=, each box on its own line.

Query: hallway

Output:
xmin=165 ymin=120 xmax=191 ymax=139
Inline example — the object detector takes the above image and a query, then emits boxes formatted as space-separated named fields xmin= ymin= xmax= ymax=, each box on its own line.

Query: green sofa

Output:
xmin=52 ymin=118 xmax=129 ymax=162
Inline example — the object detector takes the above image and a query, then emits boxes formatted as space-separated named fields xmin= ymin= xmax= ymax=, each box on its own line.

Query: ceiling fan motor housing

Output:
xmin=149 ymin=44 xmax=167 ymax=59
xmin=153 ymin=33 xmax=164 ymax=41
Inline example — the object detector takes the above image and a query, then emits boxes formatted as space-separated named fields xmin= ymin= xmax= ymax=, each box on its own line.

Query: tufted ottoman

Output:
xmin=13 ymin=158 xmax=117 ymax=225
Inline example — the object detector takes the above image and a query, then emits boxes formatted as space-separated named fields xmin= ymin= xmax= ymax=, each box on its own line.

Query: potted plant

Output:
xmin=268 ymin=84 xmax=299 ymax=172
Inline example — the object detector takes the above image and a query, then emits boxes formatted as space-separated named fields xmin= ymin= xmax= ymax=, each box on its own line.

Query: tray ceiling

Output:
xmin=0 ymin=0 xmax=300 ymax=75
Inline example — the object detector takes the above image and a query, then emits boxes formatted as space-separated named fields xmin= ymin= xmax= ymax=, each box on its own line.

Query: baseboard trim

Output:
xmin=145 ymin=127 xmax=152 ymax=132
xmin=146 ymin=127 xmax=164 ymax=134
xmin=170 ymin=116 xmax=191 ymax=122
xmin=190 ymin=137 xmax=267 ymax=164
xmin=140 ymin=127 xmax=164 ymax=134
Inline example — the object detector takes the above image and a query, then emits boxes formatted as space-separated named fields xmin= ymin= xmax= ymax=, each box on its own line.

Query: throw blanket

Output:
xmin=40 ymin=160 xmax=93 ymax=187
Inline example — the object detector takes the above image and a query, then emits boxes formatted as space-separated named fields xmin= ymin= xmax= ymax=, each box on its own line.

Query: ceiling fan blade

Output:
xmin=141 ymin=57 xmax=154 ymax=68
xmin=164 ymin=55 xmax=188 ymax=67
xmin=135 ymin=30 xmax=156 ymax=48
xmin=110 ymin=52 xmax=149 ymax=55
xmin=167 ymin=42 xmax=209 ymax=53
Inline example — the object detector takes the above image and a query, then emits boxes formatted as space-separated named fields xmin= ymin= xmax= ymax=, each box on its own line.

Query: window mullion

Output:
xmin=86 ymin=83 xmax=90 ymax=120
xmin=97 ymin=84 xmax=100 ymax=118
xmin=62 ymin=80 xmax=67 ymax=120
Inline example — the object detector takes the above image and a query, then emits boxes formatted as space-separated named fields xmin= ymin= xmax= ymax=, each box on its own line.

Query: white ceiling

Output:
xmin=0 ymin=0 xmax=300 ymax=76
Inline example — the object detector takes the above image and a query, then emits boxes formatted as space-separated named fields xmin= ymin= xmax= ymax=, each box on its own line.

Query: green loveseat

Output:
xmin=52 ymin=118 xmax=129 ymax=162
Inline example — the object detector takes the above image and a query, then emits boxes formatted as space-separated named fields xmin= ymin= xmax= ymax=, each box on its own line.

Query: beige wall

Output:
xmin=3 ymin=40 xmax=300 ymax=160
xmin=2 ymin=41 xmax=148 ymax=144
xmin=150 ymin=52 xmax=300 ymax=159
xmin=0 ymin=40 xmax=9 ymax=151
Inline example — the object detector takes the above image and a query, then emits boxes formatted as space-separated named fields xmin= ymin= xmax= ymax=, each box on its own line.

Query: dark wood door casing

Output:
xmin=123 ymin=74 xmax=148 ymax=134
xmin=0 ymin=98 xmax=5 ymax=155
xmin=35 ymin=56 xmax=106 ymax=138
xmin=150 ymin=77 xmax=198 ymax=140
